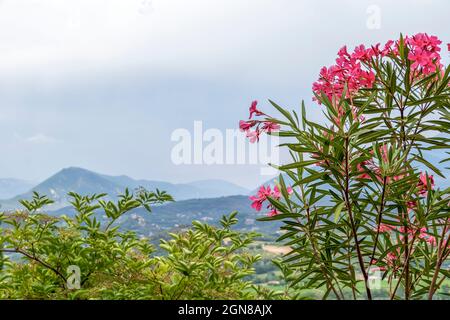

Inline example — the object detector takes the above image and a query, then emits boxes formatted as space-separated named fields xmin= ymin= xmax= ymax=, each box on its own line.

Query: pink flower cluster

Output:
xmin=312 ymin=33 xmax=444 ymax=108
xmin=239 ymin=101 xmax=280 ymax=143
xmin=406 ymin=33 xmax=442 ymax=75
xmin=417 ymin=172 xmax=435 ymax=196
xmin=372 ymin=224 xmax=440 ymax=271
xmin=377 ymin=224 xmax=437 ymax=246
xmin=386 ymin=252 xmax=398 ymax=268
xmin=250 ymin=184 xmax=293 ymax=217
xmin=417 ymin=227 xmax=438 ymax=246
xmin=312 ymin=44 xmax=376 ymax=104
xmin=377 ymin=223 xmax=396 ymax=233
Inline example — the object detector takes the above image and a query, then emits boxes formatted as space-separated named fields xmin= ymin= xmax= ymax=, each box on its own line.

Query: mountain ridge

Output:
xmin=0 ymin=167 xmax=250 ymax=210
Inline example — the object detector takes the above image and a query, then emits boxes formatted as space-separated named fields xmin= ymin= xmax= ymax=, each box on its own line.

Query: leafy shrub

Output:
xmin=241 ymin=33 xmax=450 ymax=300
xmin=0 ymin=190 xmax=261 ymax=299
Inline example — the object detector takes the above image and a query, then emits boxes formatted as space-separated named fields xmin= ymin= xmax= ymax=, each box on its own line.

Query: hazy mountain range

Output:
xmin=0 ymin=167 xmax=250 ymax=210
xmin=0 ymin=167 xmax=282 ymax=240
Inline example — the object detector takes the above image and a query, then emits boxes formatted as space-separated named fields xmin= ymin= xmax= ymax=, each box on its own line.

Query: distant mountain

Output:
xmin=100 ymin=175 xmax=249 ymax=200
xmin=100 ymin=171 xmax=250 ymax=200
xmin=0 ymin=167 xmax=250 ymax=210
xmin=0 ymin=178 xmax=35 ymax=200
xmin=0 ymin=168 xmax=123 ymax=210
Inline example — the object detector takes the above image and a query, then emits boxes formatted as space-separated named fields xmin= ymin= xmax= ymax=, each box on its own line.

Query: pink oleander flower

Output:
xmin=386 ymin=252 xmax=397 ymax=266
xmin=406 ymin=200 xmax=417 ymax=212
xmin=381 ymin=39 xmax=399 ymax=57
xmin=369 ymin=259 xmax=387 ymax=272
xmin=397 ymin=226 xmax=438 ymax=246
xmin=249 ymin=100 xmax=265 ymax=119
xmin=406 ymin=33 xmax=442 ymax=75
xmin=246 ymin=130 xmax=260 ymax=143
xmin=371 ymin=266 xmax=387 ymax=272
xmin=272 ymin=185 xmax=293 ymax=199
xmin=418 ymin=227 xmax=437 ymax=246
xmin=417 ymin=172 xmax=435 ymax=196
xmin=418 ymin=227 xmax=428 ymax=239
xmin=239 ymin=120 xmax=256 ymax=132
xmin=356 ymin=161 xmax=371 ymax=180
xmin=377 ymin=223 xmax=396 ymax=233
xmin=250 ymin=184 xmax=294 ymax=216
xmin=426 ymin=236 xmax=437 ymax=246
xmin=287 ymin=186 xmax=293 ymax=195
xmin=271 ymin=186 xmax=281 ymax=199
xmin=351 ymin=44 xmax=380 ymax=62
xmin=261 ymin=121 xmax=280 ymax=133
xmin=250 ymin=185 xmax=272 ymax=211
xmin=352 ymin=44 xmax=368 ymax=61
xmin=408 ymin=49 xmax=439 ymax=74
xmin=312 ymin=44 xmax=376 ymax=106
xmin=268 ymin=209 xmax=279 ymax=217
xmin=357 ymin=144 xmax=410 ymax=185
xmin=240 ymin=100 xmax=277 ymax=143
xmin=379 ymin=144 xmax=389 ymax=163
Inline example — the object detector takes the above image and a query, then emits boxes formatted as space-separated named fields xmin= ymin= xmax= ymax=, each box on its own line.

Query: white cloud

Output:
xmin=22 ymin=133 xmax=60 ymax=144
xmin=0 ymin=0 xmax=447 ymax=89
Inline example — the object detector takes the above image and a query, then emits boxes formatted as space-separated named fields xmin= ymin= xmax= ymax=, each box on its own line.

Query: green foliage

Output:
xmin=260 ymin=37 xmax=450 ymax=300
xmin=0 ymin=191 xmax=262 ymax=299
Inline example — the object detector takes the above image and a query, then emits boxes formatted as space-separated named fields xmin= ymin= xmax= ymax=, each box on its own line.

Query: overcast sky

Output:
xmin=0 ymin=0 xmax=448 ymax=189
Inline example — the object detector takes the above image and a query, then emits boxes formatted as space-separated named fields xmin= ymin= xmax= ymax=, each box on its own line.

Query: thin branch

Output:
xmin=368 ymin=176 xmax=388 ymax=271
xmin=1 ymin=248 xmax=67 ymax=284
xmin=344 ymin=136 xmax=372 ymax=300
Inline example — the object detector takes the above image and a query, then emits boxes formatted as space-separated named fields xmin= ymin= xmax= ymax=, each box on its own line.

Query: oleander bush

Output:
xmin=241 ymin=33 xmax=450 ymax=300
